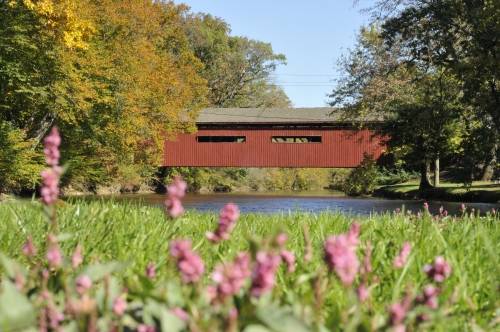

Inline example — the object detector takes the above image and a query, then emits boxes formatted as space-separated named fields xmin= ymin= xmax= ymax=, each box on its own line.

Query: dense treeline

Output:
xmin=0 ymin=0 xmax=289 ymax=194
xmin=331 ymin=0 xmax=499 ymax=189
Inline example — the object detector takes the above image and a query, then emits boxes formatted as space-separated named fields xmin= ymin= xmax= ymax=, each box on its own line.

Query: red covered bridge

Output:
xmin=163 ymin=108 xmax=385 ymax=168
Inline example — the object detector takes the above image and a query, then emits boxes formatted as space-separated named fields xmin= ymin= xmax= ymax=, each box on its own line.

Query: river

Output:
xmin=85 ymin=192 xmax=499 ymax=215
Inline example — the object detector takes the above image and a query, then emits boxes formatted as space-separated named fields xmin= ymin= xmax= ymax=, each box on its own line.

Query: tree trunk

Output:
xmin=481 ymin=144 xmax=497 ymax=181
xmin=434 ymin=158 xmax=440 ymax=187
xmin=419 ymin=160 xmax=433 ymax=191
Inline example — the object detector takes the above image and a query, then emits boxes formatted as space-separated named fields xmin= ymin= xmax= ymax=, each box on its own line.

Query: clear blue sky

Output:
xmin=177 ymin=0 xmax=375 ymax=107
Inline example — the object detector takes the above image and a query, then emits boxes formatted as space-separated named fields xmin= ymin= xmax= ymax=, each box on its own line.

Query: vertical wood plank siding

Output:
xmin=164 ymin=128 xmax=385 ymax=168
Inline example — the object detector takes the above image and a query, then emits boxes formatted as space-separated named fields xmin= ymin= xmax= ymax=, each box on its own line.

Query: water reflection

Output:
xmin=87 ymin=193 xmax=499 ymax=216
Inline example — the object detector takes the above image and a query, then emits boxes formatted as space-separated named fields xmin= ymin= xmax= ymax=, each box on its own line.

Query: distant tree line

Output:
xmin=0 ymin=0 xmax=290 ymax=194
xmin=331 ymin=0 xmax=499 ymax=189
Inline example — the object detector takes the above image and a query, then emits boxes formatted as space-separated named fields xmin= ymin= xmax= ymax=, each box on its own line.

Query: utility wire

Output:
xmin=270 ymin=73 xmax=336 ymax=77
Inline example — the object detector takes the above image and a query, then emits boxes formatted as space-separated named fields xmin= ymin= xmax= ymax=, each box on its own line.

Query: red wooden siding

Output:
xmin=164 ymin=128 xmax=385 ymax=168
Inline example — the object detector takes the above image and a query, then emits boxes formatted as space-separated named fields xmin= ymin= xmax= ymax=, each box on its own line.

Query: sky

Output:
xmin=178 ymin=0 xmax=375 ymax=107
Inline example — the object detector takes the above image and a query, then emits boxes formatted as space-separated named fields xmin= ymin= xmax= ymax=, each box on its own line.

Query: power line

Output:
xmin=273 ymin=82 xmax=335 ymax=84
xmin=270 ymin=73 xmax=336 ymax=77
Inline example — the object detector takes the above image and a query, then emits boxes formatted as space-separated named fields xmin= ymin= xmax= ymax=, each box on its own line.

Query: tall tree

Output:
xmin=371 ymin=0 xmax=500 ymax=180
xmin=183 ymin=13 xmax=291 ymax=108
xmin=0 ymin=0 xmax=208 ymax=191
xmin=330 ymin=27 xmax=465 ymax=189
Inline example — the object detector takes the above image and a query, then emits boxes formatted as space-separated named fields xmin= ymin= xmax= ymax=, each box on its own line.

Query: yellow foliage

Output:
xmin=56 ymin=0 xmax=207 ymax=169
xmin=16 ymin=0 xmax=94 ymax=49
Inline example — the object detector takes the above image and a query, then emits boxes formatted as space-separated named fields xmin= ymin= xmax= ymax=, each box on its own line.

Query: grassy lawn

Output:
xmin=0 ymin=200 xmax=498 ymax=330
xmin=376 ymin=181 xmax=500 ymax=203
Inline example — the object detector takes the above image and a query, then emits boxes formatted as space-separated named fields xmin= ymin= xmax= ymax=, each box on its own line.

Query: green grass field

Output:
xmin=376 ymin=181 xmax=500 ymax=203
xmin=0 ymin=200 xmax=499 ymax=331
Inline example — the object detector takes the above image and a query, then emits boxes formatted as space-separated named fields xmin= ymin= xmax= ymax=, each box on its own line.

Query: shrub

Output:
xmin=0 ymin=121 xmax=44 ymax=194
xmin=343 ymin=154 xmax=379 ymax=196
xmin=327 ymin=168 xmax=352 ymax=191
xmin=376 ymin=167 xmax=419 ymax=185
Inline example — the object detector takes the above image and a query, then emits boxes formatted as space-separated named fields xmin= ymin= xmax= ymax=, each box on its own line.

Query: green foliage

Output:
xmin=183 ymin=13 xmax=290 ymax=108
xmin=342 ymin=155 xmax=379 ymax=196
xmin=0 ymin=121 xmax=44 ymax=194
xmin=371 ymin=0 xmax=498 ymax=183
xmin=327 ymin=169 xmax=352 ymax=191
xmin=376 ymin=167 xmax=418 ymax=186
xmin=330 ymin=25 xmax=471 ymax=189
xmin=165 ymin=168 xmax=336 ymax=193
xmin=0 ymin=2 xmax=292 ymax=194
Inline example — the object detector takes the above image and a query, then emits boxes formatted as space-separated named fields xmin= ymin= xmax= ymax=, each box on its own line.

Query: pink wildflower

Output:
xmin=40 ymin=167 xmax=62 ymax=205
xmin=72 ymin=245 xmax=83 ymax=268
xmin=22 ymin=236 xmax=37 ymax=257
xmin=389 ymin=294 xmax=412 ymax=331
xmin=280 ymin=250 xmax=296 ymax=273
xmin=48 ymin=307 xmax=64 ymax=329
xmin=167 ymin=176 xmax=187 ymax=199
xmin=164 ymin=176 xmax=187 ymax=218
xmin=165 ymin=197 xmax=184 ymax=219
xmin=46 ymin=243 xmax=62 ymax=268
xmin=323 ymin=223 xmax=360 ymax=286
xmin=210 ymin=252 xmax=251 ymax=302
xmin=138 ymin=325 xmax=156 ymax=332
xmin=43 ymin=127 xmax=61 ymax=167
xmin=275 ymin=232 xmax=288 ymax=247
xmin=113 ymin=295 xmax=127 ymax=316
xmin=416 ymin=285 xmax=440 ymax=309
xmin=460 ymin=203 xmax=466 ymax=213
xmin=207 ymin=203 xmax=240 ymax=243
xmin=146 ymin=262 xmax=156 ymax=279
xmin=40 ymin=127 xmax=62 ymax=205
xmin=170 ymin=240 xmax=192 ymax=258
xmin=228 ymin=307 xmax=238 ymax=326
xmin=171 ymin=307 xmax=189 ymax=321
xmin=250 ymin=252 xmax=281 ymax=297
xmin=357 ymin=283 xmax=369 ymax=302
xmin=393 ymin=242 xmax=412 ymax=269
xmin=170 ymin=240 xmax=204 ymax=283
xmin=75 ymin=275 xmax=92 ymax=295
xmin=178 ymin=253 xmax=204 ymax=283
xmin=15 ymin=273 xmax=25 ymax=291
xmin=423 ymin=256 xmax=452 ymax=282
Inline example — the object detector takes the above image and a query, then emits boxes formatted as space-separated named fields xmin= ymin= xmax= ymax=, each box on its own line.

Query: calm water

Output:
xmin=88 ymin=193 xmax=499 ymax=216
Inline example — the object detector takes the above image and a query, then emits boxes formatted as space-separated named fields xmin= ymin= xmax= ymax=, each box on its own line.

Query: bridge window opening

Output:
xmin=271 ymin=136 xmax=322 ymax=143
xmin=197 ymin=136 xmax=246 ymax=143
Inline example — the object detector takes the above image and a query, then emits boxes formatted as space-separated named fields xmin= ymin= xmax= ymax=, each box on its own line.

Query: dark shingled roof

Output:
xmin=196 ymin=108 xmax=383 ymax=124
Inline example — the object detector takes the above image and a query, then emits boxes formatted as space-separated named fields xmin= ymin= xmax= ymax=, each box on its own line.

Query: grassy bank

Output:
xmin=375 ymin=181 xmax=500 ymax=203
xmin=0 ymin=200 xmax=498 ymax=330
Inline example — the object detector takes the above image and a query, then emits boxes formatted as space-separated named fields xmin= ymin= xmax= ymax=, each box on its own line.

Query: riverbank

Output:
xmin=374 ymin=181 xmax=500 ymax=203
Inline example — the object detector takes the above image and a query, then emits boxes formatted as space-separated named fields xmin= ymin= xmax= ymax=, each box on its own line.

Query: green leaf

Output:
xmin=0 ymin=280 xmax=36 ymax=331
xmin=62 ymin=321 xmax=79 ymax=332
xmin=95 ymin=276 xmax=121 ymax=311
xmin=242 ymin=324 xmax=272 ymax=332
xmin=256 ymin=303 xmax=311 ymax=332
xmin=0 ymin=254 xmax=27 ymax=279
xmin=143 ymin=300 xmax=185 ymax=332
xmin=82 ymin=262 xmax=126 ymax=281
xmin=55 ymin=233 xmax=73 ymax=242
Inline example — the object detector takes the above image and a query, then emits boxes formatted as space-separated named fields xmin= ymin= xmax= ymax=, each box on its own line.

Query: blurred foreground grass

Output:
xmin=0 ymin=199 xmax=498 ymax=329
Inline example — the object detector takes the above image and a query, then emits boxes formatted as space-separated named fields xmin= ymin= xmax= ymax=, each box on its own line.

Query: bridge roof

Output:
xmin=196 ymin=108 xmax=383 ymax=124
